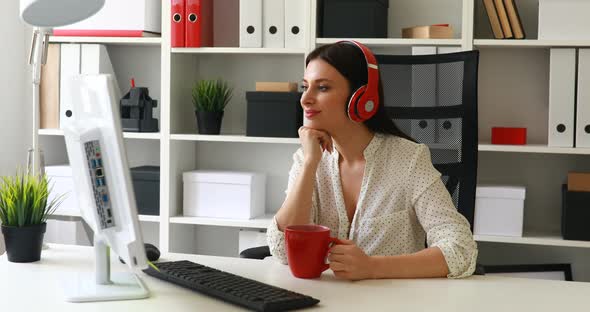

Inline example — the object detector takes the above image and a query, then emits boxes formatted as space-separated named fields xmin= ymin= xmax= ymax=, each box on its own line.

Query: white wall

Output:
xmin=0 ymin=1 xmax=27 ymax=176
xmin=0 ymin=1 xmax=27 ymax=255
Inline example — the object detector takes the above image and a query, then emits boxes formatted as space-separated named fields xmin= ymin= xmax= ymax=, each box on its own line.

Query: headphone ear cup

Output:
xmin=347 ymin=86 xmax=366 ymax=122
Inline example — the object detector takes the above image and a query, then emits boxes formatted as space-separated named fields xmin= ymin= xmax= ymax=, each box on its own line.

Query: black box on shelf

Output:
xmin=246 ymin=92 xmax=303 ymax=138
xmin=319 ymin=0 xmax=389 ymax=38
xmin=131 ymin=166 xmax=160 ymax=216
xmin=561 ymin=184 xmax=590 ymax=241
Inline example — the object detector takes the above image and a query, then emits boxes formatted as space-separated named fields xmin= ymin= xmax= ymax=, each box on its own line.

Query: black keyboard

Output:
xmin=143 ymin=260 xmax=320 ymax=311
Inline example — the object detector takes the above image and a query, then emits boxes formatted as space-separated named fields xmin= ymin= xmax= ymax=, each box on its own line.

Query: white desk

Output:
xmin=1 ymin=244 xmax=588 ymax=311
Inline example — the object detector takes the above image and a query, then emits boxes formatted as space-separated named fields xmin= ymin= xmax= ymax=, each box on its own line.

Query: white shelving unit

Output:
xmin=474 ymin=39 xmax=590 ymax=48
xmin=39 ymin=129 xmax=161 ymax=140
xmin=474 ymin=232 xmax=590 ymax=249
xmin=170 ymin=214 xmax=274 ymax=229
xmin=478 ymin=144 xmax=590 ymax=155
xmin=138 ymin=215 xmax=161 ymax=223
xmin=49 ymin=36 xmax=161 ymax=46
xmin=316 ymin=38 xmax=463 ymax=47
xmin=171 ymin=47 xmax=306 ymax=55
xmin=170 ymin=134 xmax=299 ymax=145
xmin=36 ymin=0 xmax=590 ymax=274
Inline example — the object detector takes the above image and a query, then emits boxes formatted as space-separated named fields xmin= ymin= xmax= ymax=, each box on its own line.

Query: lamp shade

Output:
xmin=20 ymin=0 xmax=105 ymax=27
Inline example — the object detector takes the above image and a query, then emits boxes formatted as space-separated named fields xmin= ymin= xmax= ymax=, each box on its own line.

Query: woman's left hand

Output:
xmin=328 ymin=239 xmax=375 ymax=281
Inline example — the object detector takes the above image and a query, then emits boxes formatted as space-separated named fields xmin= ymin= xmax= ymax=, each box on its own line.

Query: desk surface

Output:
xmin=1 ymin=244 xmax=588 ymax=311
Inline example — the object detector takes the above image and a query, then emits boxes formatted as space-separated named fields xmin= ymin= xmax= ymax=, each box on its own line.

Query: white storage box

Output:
xmin=46 ymin=165 xmax=80 ymax=217
xmin=183 ymin=171 xmax=266 ymax=220
xmin=45 ymin=219 xmax=91 ymax=246
xmin=474 ymin=185 xmax=526 ymax=237
xmin=53 ymin=0 xmax=161 ymax=37
xmin=538 ymin=0 xmax=590 ymax=40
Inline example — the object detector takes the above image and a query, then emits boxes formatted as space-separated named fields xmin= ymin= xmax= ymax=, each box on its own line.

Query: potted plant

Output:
xmin=192 ymin=79 xmax=233 ymax=135
xmin=0 ymin=171 xmax=64 ymax=262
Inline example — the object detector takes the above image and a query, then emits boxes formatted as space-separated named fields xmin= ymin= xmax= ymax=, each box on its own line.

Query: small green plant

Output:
xmin=0 ymin=170 xmax=64 ymax=227
xmin=191 ymin=79 xmax=233 ymax=112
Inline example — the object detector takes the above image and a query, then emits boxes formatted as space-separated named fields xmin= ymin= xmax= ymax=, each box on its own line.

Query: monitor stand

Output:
xmin=62 ymin=238 xmax=149 ymax=302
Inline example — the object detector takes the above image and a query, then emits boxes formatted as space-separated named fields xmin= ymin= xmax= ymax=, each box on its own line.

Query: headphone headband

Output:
xmin=337 ymin=40 xmax=380 ymax=122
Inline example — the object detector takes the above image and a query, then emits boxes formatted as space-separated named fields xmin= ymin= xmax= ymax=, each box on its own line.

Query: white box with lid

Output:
xmin=538 ymin=0 xmax=590 ymax=40
xmin=45 ymin=165 xmax=80 ymax=217
xmin=474 ymin=185 xmax=526 ymax=237
xmin=53 ymin=0 xmax=161 ymax=36
xmin=183 ymin=171 xmax=266 ymax=220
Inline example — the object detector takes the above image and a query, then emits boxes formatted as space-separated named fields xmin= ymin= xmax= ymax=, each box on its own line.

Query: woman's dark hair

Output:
xmin=305 ymin=43 xmax=415 ymax=142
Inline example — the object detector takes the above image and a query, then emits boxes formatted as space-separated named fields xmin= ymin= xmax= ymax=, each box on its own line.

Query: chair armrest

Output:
xmin=239 ymin=246 xmax=271 ymax=260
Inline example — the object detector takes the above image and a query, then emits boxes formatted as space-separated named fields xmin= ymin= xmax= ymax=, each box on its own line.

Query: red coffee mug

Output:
xmin=285 ymin=224 xmax=340 ymax=279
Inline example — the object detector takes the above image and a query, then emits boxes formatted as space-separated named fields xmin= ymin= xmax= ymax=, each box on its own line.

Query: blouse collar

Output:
xmin=331 ymin=132 xmax=385 ymax=161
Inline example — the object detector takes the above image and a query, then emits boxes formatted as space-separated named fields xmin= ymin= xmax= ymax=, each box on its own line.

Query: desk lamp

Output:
xmin=19 ymin=0 xmax=105 ymax=175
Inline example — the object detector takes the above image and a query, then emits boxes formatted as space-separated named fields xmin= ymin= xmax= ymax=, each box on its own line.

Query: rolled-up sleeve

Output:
xmin=266 ymin=148 xmax=317 ymax=264
xmin=409 ymin=145 xmax=478 ymax=278
xmin=267 ymin=216 xmax=288 ymax=264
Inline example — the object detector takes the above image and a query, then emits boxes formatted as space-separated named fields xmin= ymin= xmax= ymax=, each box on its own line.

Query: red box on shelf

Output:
xmin=491 ymin=127 xmax=527 ymax=145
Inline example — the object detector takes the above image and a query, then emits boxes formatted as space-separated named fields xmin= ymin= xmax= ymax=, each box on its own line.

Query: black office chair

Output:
xmin=377 ymin=50 xmax=478 ymax=230
xmin=241 ymin=51 xmax=483 ymax=274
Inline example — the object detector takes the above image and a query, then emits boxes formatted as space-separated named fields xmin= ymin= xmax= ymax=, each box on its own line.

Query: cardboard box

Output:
xmin=402 ymin=25 xmax=453 ymax=39
xmin=567 ymin=172 xmax=590 ymax=192
xmin=474 ymin=185 xmax=526 ymax=237
xmin=255 ymin=82 xmax=298 ymax=92
xmin=183 ymin=171 xmax=266 ymax=220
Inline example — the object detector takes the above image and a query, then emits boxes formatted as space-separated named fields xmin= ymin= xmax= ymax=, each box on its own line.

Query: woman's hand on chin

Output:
xmin=298 ymin=126 xmax=333 ymax=165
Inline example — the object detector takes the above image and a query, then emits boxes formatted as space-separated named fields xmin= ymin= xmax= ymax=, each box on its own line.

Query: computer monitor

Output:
xmin=62 ymin=74 xmax=149 ymax=302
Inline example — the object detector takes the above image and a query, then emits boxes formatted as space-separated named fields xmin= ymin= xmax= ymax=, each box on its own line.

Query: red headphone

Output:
xmin=338 ymin=40 xmax=380 ymax=122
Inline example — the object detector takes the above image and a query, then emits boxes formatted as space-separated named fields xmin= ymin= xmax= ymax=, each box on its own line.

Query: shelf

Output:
xmin=138 ymin=215 xmax=160 ymax=222
xmin=169 ymin=214 xmax=274 ymax=229
xmin=475 ymin=232 xmax=590 ymax=248
xmin=316 ymin=38 xmax=462 ymax=47
xmin=474 ymin=39 xmax=590 ymax=48
xmin=49 ymin=36 xmax=161 ymax=46
xmin=38 ymin=129 xmax=64 ymax=136
xmin=478 ymin=144 xmax=590 ymax=155
xmin=171 ymin=47 xmax=306 ymax=55
xmin=122 ymin=132 xmax=161 ymax=140
xmin=170 ymin=134 xmax=299 ymax=144
xmin=38 ymin=129 xmax=161 ymax=140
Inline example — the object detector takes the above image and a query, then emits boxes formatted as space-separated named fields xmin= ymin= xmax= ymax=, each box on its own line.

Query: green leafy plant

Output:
xmin=191 ymin=79 xmax=233 ymax=112
xmin=0 ymin=170 xmax=64 ymax=227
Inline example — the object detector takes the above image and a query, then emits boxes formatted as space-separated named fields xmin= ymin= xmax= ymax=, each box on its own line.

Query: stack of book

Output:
xmin=482 ymin=0 xmax=525 ymax=39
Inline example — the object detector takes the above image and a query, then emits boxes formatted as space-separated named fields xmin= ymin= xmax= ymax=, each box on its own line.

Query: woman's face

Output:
xmin=301 ymin=59 xmax=351 ymax=132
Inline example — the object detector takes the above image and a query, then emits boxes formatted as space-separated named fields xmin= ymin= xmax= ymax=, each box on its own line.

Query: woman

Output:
xmin=267 ymin=41 xmax=477 ymax=280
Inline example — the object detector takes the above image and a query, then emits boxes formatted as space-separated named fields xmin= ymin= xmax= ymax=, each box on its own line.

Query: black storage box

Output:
xmin=561 ymin=184 xmax=590 ymax=241
xmin=246 ymin=92 xmax=303 ymax=138
xmin=131 ymin=166 xmax=160 ymax=215
xmin=320 ymin=0 xmax=389 ymax=38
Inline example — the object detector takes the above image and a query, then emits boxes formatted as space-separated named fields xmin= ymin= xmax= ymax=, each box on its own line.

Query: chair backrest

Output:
xmin=376 ymin=50 xmax=479 ymax=229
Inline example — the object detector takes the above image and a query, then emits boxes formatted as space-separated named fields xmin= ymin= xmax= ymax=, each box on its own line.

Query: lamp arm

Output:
xmin=29 ymin=27 xmax=51 ymax=84
xmin=28 ymin=27 xmax=51 ymax=176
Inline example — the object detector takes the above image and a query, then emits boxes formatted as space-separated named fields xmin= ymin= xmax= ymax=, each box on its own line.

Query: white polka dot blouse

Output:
xmin=267 ymin=133 xmax=478 ymax=278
